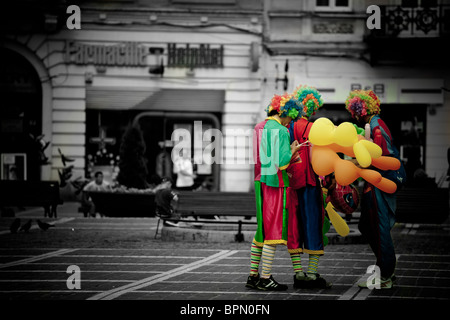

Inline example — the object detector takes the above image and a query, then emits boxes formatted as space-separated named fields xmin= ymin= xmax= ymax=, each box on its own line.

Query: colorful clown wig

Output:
xmin=265 ymin=93 xmax=304 ymax=120
xmin=345 ymin=90 xmax=381 ymax=119
xmin=292 ymin=85 xmax=324 ymax=118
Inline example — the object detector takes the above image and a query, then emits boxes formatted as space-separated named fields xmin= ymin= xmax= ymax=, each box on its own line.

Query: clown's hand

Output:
xmin=291 ymin=140 xmax=301 ymax=154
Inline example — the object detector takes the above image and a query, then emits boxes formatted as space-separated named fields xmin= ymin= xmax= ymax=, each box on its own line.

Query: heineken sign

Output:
xmin=167 ymin=43 xmax=224 ymax=68
xmin=65 ymin=41 xmax=224 ymax=69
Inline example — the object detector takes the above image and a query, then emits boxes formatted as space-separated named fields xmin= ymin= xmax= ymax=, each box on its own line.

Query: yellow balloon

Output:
xmin=309 ymin=117 xmax=335 ymax=146
xmin=359 ymin=139 xmax=382 ymax=158
xmin=334 ymin=122 xmax=358 ymax=147
xmin=353 ymin=141 xmax=372 ymax=168
xmin=325 ymin=203 xmax=350 ymax=237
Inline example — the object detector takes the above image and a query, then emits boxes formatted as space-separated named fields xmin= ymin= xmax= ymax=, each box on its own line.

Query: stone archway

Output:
xmin=0 ymin=40 xmax=53 ymax=180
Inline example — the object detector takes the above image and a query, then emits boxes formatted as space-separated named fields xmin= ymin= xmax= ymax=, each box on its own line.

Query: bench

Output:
xmin=87 ymin=191 xmax=156 ymax=217
xmin=155 ymin=191 xmax=257 ymax=241
xmin=395 ymin=187 xmax=449 ymax=224
xmin=0 ymin=180 xmax=63 ymax=218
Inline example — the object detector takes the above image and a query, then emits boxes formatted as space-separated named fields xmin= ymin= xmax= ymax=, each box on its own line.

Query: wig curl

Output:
xmin=292 ymin=85 xmax=324 ymax=118
xmin=266 ymin=93 xmax=304 ymax=120
xmin=345 ymin=90 xmax=381 ymax=119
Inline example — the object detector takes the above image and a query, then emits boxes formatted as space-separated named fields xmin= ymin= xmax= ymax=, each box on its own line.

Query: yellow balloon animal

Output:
xmin=309 ymin=117 xmax=401 ymax=194
xmin=325 ymin=202 xmax=349 ymax=237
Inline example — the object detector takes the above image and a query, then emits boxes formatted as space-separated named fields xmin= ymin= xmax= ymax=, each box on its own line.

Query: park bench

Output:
xmin=0 ymin=180 xmax=63 ymax=218
xmin=395 ymin=187 xmax=449 ymax=224
xmin=155 ymin=191 xmax=257 ymax=241
xmin=86 ymin=191 xmax=156 ymax=217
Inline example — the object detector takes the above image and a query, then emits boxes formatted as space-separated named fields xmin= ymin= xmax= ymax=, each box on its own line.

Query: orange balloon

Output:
xmin=334 ymin=160 xmax=359 ymax=186
xmin=311 ymin=146 xmax=335 ymax=176
xmin=371 ymin=156 xmax=401 ymax=171
xmin=310 ymin=145 xmax=398 ymax=192
xmin=374 ymin=177 xmax=397 ymax=194
xmin=358 ymin=168 xmax=382 ymax=185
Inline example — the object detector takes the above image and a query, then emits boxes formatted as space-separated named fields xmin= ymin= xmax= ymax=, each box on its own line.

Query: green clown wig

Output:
xmin=265 ymin=93 xmax=304 ymax=120
xmin=292 ymin=85 xmax=324 ymax=118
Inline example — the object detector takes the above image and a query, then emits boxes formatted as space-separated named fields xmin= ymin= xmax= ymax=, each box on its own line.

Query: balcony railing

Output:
xmin=371 ymin=5 xmax=450 ymax=37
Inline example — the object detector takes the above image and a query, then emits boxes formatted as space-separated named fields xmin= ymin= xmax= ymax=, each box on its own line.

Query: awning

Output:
xmin=86 ymin=87 xmax=225 ymax=113
xmin=132 ymin=89 xmax=225 ymax=113
xmin=86 ymin=86 xmax=159 ymax=110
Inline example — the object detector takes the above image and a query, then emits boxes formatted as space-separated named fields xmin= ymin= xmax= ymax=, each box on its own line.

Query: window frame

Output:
xmin=314 ymin=0 xmax=352 ymax=12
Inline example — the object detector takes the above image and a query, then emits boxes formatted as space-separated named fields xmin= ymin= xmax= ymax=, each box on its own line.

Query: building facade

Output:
xmin=261 ymin=0 xmax=450 ymax=187
xmin=1 ymin=0 xmax=264 ymax=192
xmin=1 ymin=0 xmax=449 ymax=193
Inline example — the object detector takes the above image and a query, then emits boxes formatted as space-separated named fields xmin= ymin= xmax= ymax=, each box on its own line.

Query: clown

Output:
xmin=345 ymin=89 xmax=406 ymax=289
xmin=286 ymin=85 xmax=332 ymax=289
xmin=245 ymin=93 xmax=304 ymax=291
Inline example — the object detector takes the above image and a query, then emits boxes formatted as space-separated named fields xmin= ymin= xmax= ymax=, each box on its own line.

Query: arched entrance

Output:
xmin=0 ymin=48 xmax=42 ymax=181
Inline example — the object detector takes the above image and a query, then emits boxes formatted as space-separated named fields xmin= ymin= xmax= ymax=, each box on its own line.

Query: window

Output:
xmin=1 ymin=153 xmax=27 ymax=180
xmin=315 ymin=0 xmax=351 ymax=11
xmin=402 ymin=0 xmax=437 ymax=7
xmin=172 ymin=0 xmax=236 ymax=4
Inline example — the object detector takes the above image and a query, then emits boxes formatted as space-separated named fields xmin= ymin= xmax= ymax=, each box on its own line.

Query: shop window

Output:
xmin=315 ymin=0 xmax=351 ymax=11
xmin=172 ymin=0 xmax=236 ymax=4
xmin=421 ymin=0 xmax=437 ymax=7
xmin=402 ymin=0 xmax=418 ymax=7
xmin=1 ymin=153 xmax=26 ymax=180
xmin=378 ymin=104 xmax=427 ymax=184
xmin=402 ymin=0 xmax=437 ymax=7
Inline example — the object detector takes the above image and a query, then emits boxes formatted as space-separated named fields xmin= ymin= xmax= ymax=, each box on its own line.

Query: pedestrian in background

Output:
xmin=82 ymin=171 xmax=112 ymax=217
xmin=155 ymin=177 xmax=179 ymax=227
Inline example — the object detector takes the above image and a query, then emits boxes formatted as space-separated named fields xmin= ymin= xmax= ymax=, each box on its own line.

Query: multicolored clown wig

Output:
xmin=292 ymin=85 xmax=324 ymax=118
xmin=265 ymin=93 xmax=304 ymax=120
xmin=345 ymin=90 xmax=381 ymax=119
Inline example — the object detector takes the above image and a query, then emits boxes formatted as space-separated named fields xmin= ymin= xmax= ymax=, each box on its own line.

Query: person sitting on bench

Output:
xmin=82 ymin=171 xmax=112 ymax=218
xmin=155 ymin=177 xmax=179 ymax=227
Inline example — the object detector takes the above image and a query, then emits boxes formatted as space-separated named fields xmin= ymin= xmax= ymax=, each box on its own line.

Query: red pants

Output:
xmin=261 ymin=184 xmax=302 ymax=253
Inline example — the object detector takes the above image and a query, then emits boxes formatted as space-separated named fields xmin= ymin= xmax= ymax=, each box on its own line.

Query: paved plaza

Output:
xmin=1 ymin=202 xmax=449 ymax=308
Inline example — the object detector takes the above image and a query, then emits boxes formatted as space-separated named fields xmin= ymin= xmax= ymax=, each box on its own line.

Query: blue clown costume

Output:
xmin=345 ymin=89 xmax=405 ymax=288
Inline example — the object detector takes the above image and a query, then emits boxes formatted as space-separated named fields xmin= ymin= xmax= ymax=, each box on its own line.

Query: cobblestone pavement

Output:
xmin=0 ymin=203 xmax=449 ymax=306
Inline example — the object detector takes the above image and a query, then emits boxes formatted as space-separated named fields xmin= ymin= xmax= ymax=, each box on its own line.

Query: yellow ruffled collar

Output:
xmin=266 ymin=116 xmax=282 ymax=125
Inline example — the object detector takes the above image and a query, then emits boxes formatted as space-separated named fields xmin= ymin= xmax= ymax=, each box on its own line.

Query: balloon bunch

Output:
xmin=309 ymin=117 xmax=401 ymax=194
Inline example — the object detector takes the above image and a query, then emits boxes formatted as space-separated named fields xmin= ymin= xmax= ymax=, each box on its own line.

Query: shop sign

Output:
xmin=64 ymin=41 xmax=225 ymax=69
xmin=65 ymin=41 xmax=147 ymax=66
xmin=167 ymin=43 xmax=224 ymax=69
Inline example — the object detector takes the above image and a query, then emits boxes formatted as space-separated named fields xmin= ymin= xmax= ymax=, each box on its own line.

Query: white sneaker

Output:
xmin=358 ymin=276 xmax=393 ymax=289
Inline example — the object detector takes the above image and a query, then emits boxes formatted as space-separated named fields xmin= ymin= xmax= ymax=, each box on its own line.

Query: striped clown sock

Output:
xmin=308 ymin=254 xmax=320 ymax=274
xmin=250 ymin=241 xmax=263 ymax=276
xmin=290 ymin=252 xmax=303 ymax=273
xmin=261 ymin=244 xmax=276 ymax=279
